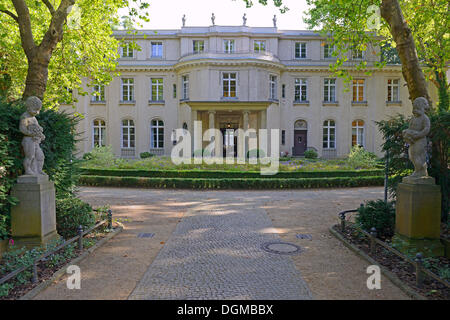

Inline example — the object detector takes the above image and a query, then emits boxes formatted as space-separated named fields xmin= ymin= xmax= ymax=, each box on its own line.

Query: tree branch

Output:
xmin=41 ymin=0 xmax=55 ymax=15
xmin=0 ymin=9 xmax=19 ymax=22
xmin=11 ymin=0 xmax=36 ymax=59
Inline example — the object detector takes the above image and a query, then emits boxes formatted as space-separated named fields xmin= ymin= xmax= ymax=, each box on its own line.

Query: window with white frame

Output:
xmin=121 ymin=78 xmax=134 ymax=102
xmin=151 ymin=119 xmax=164 ymax=149
xmin=182 ymin=75 xmax=189 ymax=99
xmin=151 ymin=78 xmax=164 ymax=101
xmin=324 ymin=78 xmax=336 ymax=102
xmin=151 ymin=42 xmax=163 ymax=58
xmin=222 ymin=72 xmax=237 ymax=98
xmin=121 ymin=119 xmax=135 ymax=148
xmin=269 ymin=75 xmax=277 ymax=100
xmin=323 ymin=120 xmax=336 ymax=149
xmin=324 ymin=44 xmax=334 ymax=58
xmin=92 ymin=119 xmax=106 ymax=147
xmin=193 ymin=40 xmax=205 ymax=53
xmin=294 ymin=78 xmax=308 ymax=102
xmin=92 ymin=85 xmax=105 ymax=102
xmin=224 ymin=40 xmax=235 ymax=53
xmin=352 ymin=120 xmax=365 ymax=147
xmin=120 ymin=43 xmax=133 ymax=58
xmin=295 ymin=42 xmax=307 ymax=59
xmin=254 ymin=40 xmax=266 ymax=53
xmin=387 ymin=79 xmax=400 ymax=102
xmin=352 ymin=79 xmax=365 ymax=102
xmin=352 ymin=48 xmax=364 ymax=59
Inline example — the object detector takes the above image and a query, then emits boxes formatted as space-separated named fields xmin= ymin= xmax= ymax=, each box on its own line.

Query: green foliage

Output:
xmin=355 ymin=200 xmax=396 ymax=238
xmin=347 ymin=145 xmax=379 ymax=169
xmin=139 ymin=152 xmax=154 ymax=159
xmin=81 ymin=145 xmax=116 ymax=168
xmin=304 ymin=149 xmax=318 ymax=159
xmin=55 ymin=197 xmax=96 ymax=239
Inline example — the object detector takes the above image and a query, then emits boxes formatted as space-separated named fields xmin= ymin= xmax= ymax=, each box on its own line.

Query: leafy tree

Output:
xmin=0 ymin=0 xmax=149 ymax=107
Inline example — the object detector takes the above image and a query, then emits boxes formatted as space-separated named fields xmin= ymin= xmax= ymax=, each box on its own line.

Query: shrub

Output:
xmin=347 ymin=145 xmax=378 ymax=169
xmin=81 ymin=145 xmax=116 ymax=168
xmin=304 ymin=149 xmax=318 ymax=159
xmin=55 ymin=196 xmax=96 ymax=239
xmin=355 ymin=200 xmax=396 ymax=238
xmin=140 ymin=152 xmax=154 ymax=159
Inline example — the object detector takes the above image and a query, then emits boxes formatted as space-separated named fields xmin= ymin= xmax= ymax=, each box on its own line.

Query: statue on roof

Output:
xmin=211 ymin=13 xmax=216 ymax=26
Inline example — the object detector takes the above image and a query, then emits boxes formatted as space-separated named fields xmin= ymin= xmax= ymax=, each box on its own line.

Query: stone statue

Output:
xmin=20 ymin=96 xmax=46 ymax=176
xmin=273 ymin=15 xmax=277 ymax=27
xmin=211 ymin=13 xmax=215 ymax=26
xmin=402 ymin=97 xmax=432 ymax=183
xmin=182 ymin=14 xmax=186 ymax=27
xmin=243 ymin=13 xmax=247 ymax=26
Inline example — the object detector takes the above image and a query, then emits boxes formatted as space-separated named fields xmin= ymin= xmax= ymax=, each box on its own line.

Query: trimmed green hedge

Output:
xmin=80 ymin=168 xmax=383 ymax=179
xmin=79 ymin=175 xmax=384 ymax=189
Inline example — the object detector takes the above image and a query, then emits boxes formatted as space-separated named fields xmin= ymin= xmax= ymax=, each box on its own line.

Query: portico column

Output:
xmin=208 ymin=110 xmax=220 ymax=157
xmin=239 ymin=110 xmax=250 ymax=159
xmin=261 ymin=109 xmax=267 ymax=129
xmin=191 ymin=109 xmax=202 ymax=157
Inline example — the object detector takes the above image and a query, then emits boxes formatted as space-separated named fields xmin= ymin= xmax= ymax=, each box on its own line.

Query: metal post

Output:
xmin=370 ymin=227 xmax=377 ymax=255
xmin=415 ymin=253 xmax=424 ymax=288
xmin=384 ymin=150 xmax=389 ymax=203
xmin=340 ymin=213 xmax=345 ymax=232
xmin=32 ymin=261 xmax=38 ymax=284
xmin=107 ymin=209 xmax=112 ymax=229
xmin=78 ymin=225 xmax=83 ymax=250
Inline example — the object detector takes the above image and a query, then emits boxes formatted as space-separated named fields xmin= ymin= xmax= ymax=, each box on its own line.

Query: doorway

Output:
xmin=220 ymin=128 xmax=238 ymax=157
xmin=293 ymin=130 xmax=307 ymax=156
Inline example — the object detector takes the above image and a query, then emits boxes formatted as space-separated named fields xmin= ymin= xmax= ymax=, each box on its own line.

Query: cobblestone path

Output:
xmin=129 ymin=204 xmax=312 ymax=300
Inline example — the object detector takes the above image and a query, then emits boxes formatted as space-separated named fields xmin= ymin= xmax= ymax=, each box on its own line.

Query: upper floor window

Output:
xmin=295 ymin=42 xmax=307 ymax=59
xmin=150 ymin=119 xmax=164 ymax=149
xmin=121 ymin=78 xmax=134 ymax=102
xmin=224 ymin=40 xmax=235 ymax=53
xmin=182 ymin=75 xmax=189 ymax=100
xmin=352 ymin=48 xmax=364 ymax=60
xmin=352 ymin=120 xmax=365 ymax=147
xmin=324 ymin=78 xmax=336 ymax=102
xmin=121 ymin=43 xmax=133 ymax=58
xmin=173 ymin=84 xmax=177 ymax=98
xmin=387 ymin=79 xmax=400 ymax=102
xmin=324 ymin=44 xmax=334 ymax=58
xmin=269 ymin=75 xmax=277 ymax=100
xmin=92 ymin=119 xmax=106 ymax=147
xmin=193 ymin=40 xmax=205 ymax=53
xmin=254 ymin=40 xmax=266 ymax=53
xmin=222 ymin=72 xmax=237 ymax=98
xmin=121 ymin=119 xmax=135 ymax=148
xmin=92 ymin=85 xmax=105 ymax=102
xmin=151 ymin=78 xmax=164 ymax=101
xmin=352 ymin=79 xmax=365 ymax=102
xmin=151 ymin=42 xmax=163 ymax=58
xmin=323 ymin=120 xmax=336 ymax=149
xmin=282 ymin=84 xmax=286 ymax=98
xmin=294 ymin=78 xmax=308 ymax=102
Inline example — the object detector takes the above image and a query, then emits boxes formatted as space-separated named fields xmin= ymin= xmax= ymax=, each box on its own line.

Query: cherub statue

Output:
xmin=20 ymin=96 xmax=46 ymax=176
xmin=273 ymin=15 xmax=277 ymax=27
xmin=211 ymin=13 xmax=215 ymax=26
xmin=182 ymin=14 xmax=186 ymax=27
xmin=243 ymin=13 xmax=247 ymax=26
xmin=402 ymin=97 xmax=431 ymax=179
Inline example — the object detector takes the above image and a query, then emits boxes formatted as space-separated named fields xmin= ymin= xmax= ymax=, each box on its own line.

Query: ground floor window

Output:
xmin=121 ymin=119 xmax=135 ymax=148
xmin=92 ymin=119 xmax=106 ymax=147
xmin=323 ymin=120 xmax=336 ymax=149
xmin=352 ymin=120 xmax=365 ymax=147
xmin=151 ymin=119 xmax=164 ymax=149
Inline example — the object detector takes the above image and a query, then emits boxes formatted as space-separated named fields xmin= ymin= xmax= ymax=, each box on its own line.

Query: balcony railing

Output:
xmin=179 ymin=50 xmax=280 ymax=63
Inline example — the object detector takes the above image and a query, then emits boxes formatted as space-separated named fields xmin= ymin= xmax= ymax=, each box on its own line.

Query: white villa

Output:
xmin=65 ymin=23 xmax=438 ymax=159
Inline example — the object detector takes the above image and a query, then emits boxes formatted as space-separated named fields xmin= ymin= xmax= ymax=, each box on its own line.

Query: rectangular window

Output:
xmin=151 ymin=78 xmax=164 ymax=101
xmin=193 ymin=40 xmax=205 ymax=53
xmin=387 ymin=79 xmax=399 ymax=102
xmin=151 ymin=42 xmax=163 ymax=58
xmin=224 ymin=40 xmax=235 ymax=53
xmin=222 ymin=72 xmax=237 ymax=98
xmin=182 ymin=75 xmax=189 ymax=99
xmin=323 ymin=120 xmax=336 ymax=149
xmin=324 ymin=78 xmax=336 ymax=102
xmin=295 ymin=42 xmax=307 ymax=59
xmin=121 ymin=78 xmax=134 ymax=102
xmin=92 ymin=85 xmax=105 ymax=102
xmin=173 ymin=84 xmax=177 ymax=98
xmin=324 ymin=44 xmax=334 ymax=58
xmin=121 ymin=43 xmax=133 ymax=58
xmin=352 ymin=79 xmax=365 ymax=102
xmin=121 ymin=120 xmax=135 ymax=149
xmin=254 ymin=40 xmax=266 ymax=53
xmin=352 ymin=48 xmax=364 ymax=59
xmin=281 ymin=130 xmax=285 ymax=145
xmin=269 ymin=75 xmax=277 ymax=100
xmin=294 ymin=78 xmax=308 ymax=102
xmin=282 ymin=84 xmax=286 ymax=98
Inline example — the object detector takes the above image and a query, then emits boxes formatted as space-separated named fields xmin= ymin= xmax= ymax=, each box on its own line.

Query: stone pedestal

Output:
xmin=393 ymin=178 xmax=444 ymax=257
xmin=10 ymin=175 xmax=60 ymax=249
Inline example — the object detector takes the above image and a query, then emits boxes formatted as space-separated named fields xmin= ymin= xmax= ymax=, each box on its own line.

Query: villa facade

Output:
xmin=65 ymin=25 xmax=438 ymax=158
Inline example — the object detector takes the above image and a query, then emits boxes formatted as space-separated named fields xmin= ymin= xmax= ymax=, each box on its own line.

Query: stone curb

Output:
xmin=329 ymin=226 xmax=427 ymax=300
xmin=19 ymin=224 xmax=124 ymax=300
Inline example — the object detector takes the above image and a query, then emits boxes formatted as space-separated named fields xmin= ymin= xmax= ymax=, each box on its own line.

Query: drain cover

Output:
xmin=261 ymin=241 xmax=302 ymax=255
xmin=137 ymin=233 xmax=155 ymax=238
xmin=296 ymin=234 xmax=312 ymax=240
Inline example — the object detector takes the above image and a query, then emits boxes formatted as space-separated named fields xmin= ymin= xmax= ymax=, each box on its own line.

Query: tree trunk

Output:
xmin=380 ymin=0 xmax=432 ymax=107
xmin=23 ymin=49 xmax=52 ymax=100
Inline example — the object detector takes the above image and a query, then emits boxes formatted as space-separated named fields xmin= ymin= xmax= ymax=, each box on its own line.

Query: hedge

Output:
xmin=80 ymin=168 xmax=384 ymax=179
xmin=79 ymin=175 xmax=384 ymax=189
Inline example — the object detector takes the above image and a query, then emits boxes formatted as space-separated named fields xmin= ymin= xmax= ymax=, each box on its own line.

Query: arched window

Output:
xmin=151 ymin=119 xmax=164 ymax=149
xmin=323 ymin=120 xmax=336 ymax=149
xmin=92 ymin=119 xmax=106 ymax=147
xmin=121 ymin=119 xmax=135 ymax=148
xmin=352 ymin=120 xmax=365 ymax=147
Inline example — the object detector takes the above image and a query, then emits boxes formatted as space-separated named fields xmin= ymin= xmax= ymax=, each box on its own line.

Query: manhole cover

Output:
xmin=296 ymin=234 xmax=312 ymax=240
xmin=261 ymin=241 xmax=302 ymax=255
xmin=137 ymin=233 xmax=155 ymax=238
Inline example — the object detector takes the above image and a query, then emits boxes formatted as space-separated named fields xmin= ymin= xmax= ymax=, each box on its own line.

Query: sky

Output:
xmin=122 ymin=0 xmax=310 ymax=30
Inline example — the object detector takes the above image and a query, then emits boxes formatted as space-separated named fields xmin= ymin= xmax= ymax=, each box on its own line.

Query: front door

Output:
xmin=221 ymin=128 xmax=237 ymax=157
xmin=293 ymin=130 xmax=307 ymax=156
